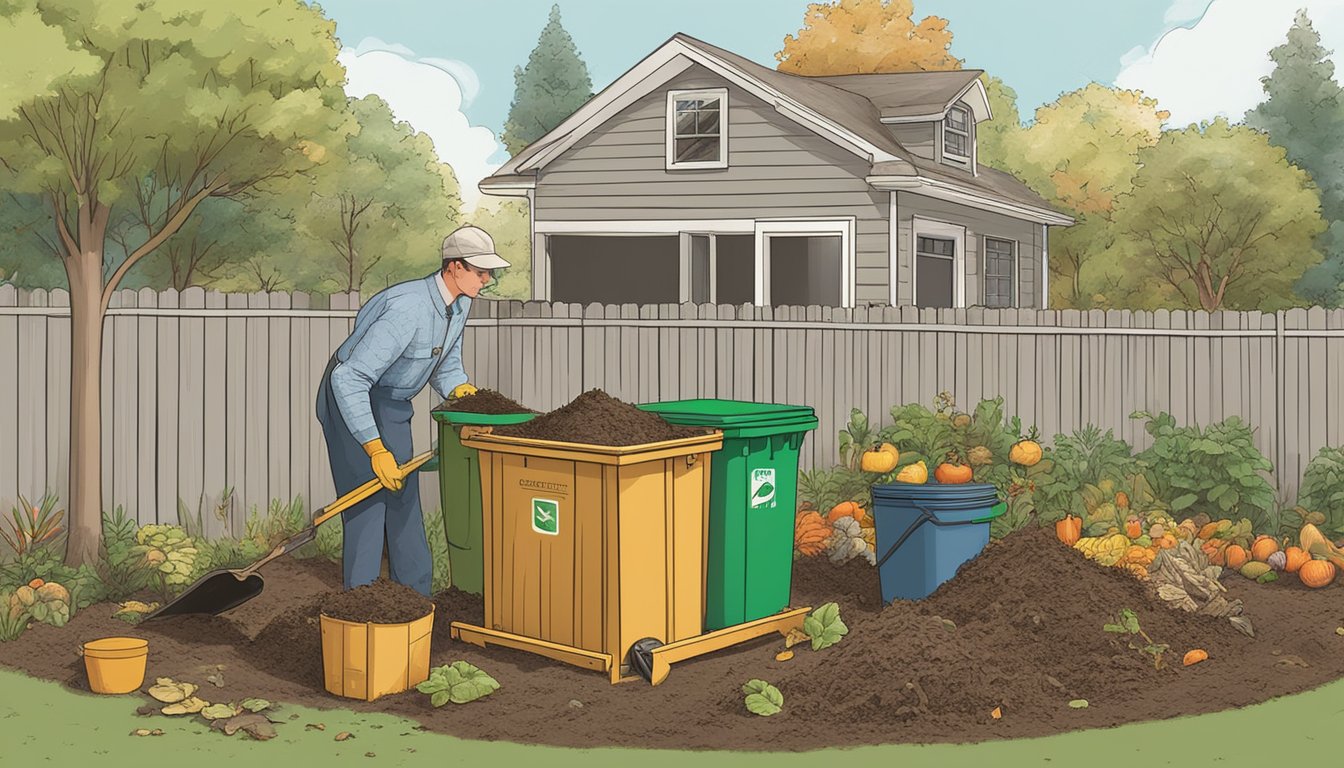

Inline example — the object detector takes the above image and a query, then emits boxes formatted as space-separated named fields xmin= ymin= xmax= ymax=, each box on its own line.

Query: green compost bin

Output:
xmin=428 ymin=409 xmax=537 ymax=595
xmin=636 ymin=399 xmax=818 ymax=631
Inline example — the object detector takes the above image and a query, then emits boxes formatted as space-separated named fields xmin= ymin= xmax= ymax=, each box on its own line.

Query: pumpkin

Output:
xmin=1182 ymin=649 xmax=1209 ymax=667
xmin=1008 ymin=439 xmax=1043 ymax=467
xmin=1283 ymin=546 xmax=1311 ymax=573
xmin=27 ymin=578 xmax=43 ymax=589
xmin=860 ymin=443 xmax=899 ymax=474
xmin=1115 ymin=491 xmax=1130 ymax=509
xmin=827 ymin=501 xmax=866 ymax=525
xmin=1155 ymin=533 xmax=1177 ymax=549
xmin=934 ymin=463 xmax=973 ymax=484
xmin=1204 ymin=540 xmax=1228 ymax=566
xmin=1197 ymin=522 xmax=1221 ymax=541
xmin=895 ymin=461 xmax=929 ymax=484
xmin=1056 ymin=514 xmax=1082 ymax=547
xmin=1223 ymin=545 xmax=1250 ymax=570
xmin=1251 ymin=535 xmax=1279 ymax=563
xmin=793 ymin=511 xmax=831 ymax=557
xmin=1124 ymin=517 xmax=1143 ymax=540
xmin=1298 ymin=559 xmax=1337 ymax=589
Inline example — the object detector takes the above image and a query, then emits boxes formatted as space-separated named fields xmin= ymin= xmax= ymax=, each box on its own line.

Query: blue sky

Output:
xmin=310 ymin=0 xmax=1344 ymax=207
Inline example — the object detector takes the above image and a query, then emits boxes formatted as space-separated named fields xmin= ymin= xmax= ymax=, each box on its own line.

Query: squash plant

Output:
xmin=1131 ymin=411 xmax=1275 ymax=533
xmin=1297 ymin=446 xmax=1344 ymax=536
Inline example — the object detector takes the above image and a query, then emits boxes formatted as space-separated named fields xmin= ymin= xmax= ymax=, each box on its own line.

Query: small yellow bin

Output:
xmin=319 ymin=606 xmax=435 ymax=702
xmin=82 ymin=636 xmax=149 ymax=694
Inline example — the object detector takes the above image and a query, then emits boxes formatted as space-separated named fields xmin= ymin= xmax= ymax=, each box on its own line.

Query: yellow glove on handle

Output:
xmin=451 ymin=382 xmax=478 ymax=400
xmin=362 ymin=438 xmax=404 ymax=492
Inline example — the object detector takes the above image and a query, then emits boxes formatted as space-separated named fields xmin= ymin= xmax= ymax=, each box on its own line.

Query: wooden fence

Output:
xmin=3 ymin=284 xmax=1343 ymax=535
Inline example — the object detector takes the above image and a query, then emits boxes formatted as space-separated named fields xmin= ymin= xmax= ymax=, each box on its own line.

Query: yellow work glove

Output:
xmin=451 ymin=382 xmax=478 ymax=400
xmin=362 ymin=438 xmax=404 ymax=492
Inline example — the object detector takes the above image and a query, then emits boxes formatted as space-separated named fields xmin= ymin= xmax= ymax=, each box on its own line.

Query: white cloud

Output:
xmin=1114 ymin=0 xmax=1344 ymax=128
xmin=338 ymin=38 xmax=503 ymax=211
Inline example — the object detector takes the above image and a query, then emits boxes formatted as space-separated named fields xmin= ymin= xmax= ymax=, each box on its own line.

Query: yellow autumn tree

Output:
xmin=776 ymin=0 xmax=962 ymax=75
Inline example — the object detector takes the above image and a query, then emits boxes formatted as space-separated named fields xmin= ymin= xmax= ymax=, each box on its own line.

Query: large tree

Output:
xmin=975 ymin=75 xmax=1023 ymax=175
xmin=1244 ymin=9 xmax=1344 ymax=306
xmin=284 ymin=95 xmax=462 ymax=294
xmin=1112 ymin=119 xmax=1325 ymax=312
xmin=470 ymin=197 xmax=532 ymax=300
xmin=0 ymin=0 xmax=353 ymax=565
xmin=500 ymin=4 xmax=593 ymax=156
xmin=776 ymin=0 xmax=960 ymax=74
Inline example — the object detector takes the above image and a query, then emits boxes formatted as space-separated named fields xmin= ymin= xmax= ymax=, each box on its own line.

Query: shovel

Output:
xmin=142 ymin=450 xmax=434 ymax=622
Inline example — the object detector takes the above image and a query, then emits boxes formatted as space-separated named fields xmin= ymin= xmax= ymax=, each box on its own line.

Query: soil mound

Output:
xmin=492 ymin=389 xmax=710 ymax=446
xmin=437 ymin=389 xmax=536 ymax=414
xmin=317 ymin=579 xmax=433 ymax=623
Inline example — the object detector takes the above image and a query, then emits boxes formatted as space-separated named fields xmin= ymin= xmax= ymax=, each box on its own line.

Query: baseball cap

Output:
xmin=442 ymin=226 xmax=511 ymax=270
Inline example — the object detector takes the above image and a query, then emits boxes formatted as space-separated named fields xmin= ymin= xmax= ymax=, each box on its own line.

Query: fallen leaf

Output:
xmin=1068 ymin=699 xmax=1089 ymax=709
xmin=306 ymin=723 xmax=326 ymax=731
xmin=991 ymin=706 xmax=1002 ymax=720
xmin=365 ymin=753 xmax=376 ymax=758
xmin=148 ymin=683 xmax=187 ymax=704
xmin=201 ymin=704 xmax=238 ymax=721
xmin=206 ymin=673 xmax=225 ymax=688
xmin=135 ymin=704 xmax=159 ymax=717
xmin=150 ymin=729 xmax=163 ymax=736
xmin=1335 ymin=627 xmax=1344 ymax=636
xmin=161 ymin=697 xmax=209 ymax=716
xmin=130 ymin=729 xmax=153 ymax=737
xmin=335 ymin=732 xmax=353 ymax=742
xmin=240 ymin=698 xmax=271 ymax=713
xmin=222 ymin=713 xmax=276 ymax=740
xmin=942 ymin=619 xmax=957 ymax=631
xmin=783 ymin=628 xmax=810 ymax=649
xmin=774 ymin=650 xmax=794 ymax=662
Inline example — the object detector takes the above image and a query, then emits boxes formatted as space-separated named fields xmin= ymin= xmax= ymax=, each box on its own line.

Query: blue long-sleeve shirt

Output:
xmin=328 ymin=272 xmax=471 ymax=444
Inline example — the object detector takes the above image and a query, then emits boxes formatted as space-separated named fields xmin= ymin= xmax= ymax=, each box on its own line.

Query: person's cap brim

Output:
xmin=462 ymin=252 xmax=511 ymax=270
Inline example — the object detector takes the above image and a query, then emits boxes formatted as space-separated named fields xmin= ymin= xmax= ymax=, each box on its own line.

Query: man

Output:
xmin=315 ymin=225 xmax=509 ymax=596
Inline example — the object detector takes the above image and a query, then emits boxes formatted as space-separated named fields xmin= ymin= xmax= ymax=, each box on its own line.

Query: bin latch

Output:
xmin=686 ymin=454 xmax=698 ymax=467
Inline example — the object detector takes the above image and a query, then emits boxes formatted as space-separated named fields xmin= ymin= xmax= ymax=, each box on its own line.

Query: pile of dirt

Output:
xmin=491 ymin=389 xmax=711 ymax=446
xmin=437 ymin=389 xmax=536 ymax=414
xmin=317 ymin=578 xmax=433 ymax=623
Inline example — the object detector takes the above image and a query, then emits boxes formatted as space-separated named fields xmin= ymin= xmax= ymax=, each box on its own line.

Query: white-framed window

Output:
xmin=666 ymin=88 xmax=728 ymax=169
xmin=912 ymin=217 xmax=965 ymax=308
xmin=754 ymin=219 xmax=855 ymax=308
xmin=983 ymin=236 xmax=1017 ymax=308
xmin=943 ymin=104 xmax=970 ymax=159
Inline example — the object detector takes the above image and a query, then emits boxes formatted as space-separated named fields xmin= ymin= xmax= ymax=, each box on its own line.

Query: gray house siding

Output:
xmin=534 ymin=65 xmax=892 ymax=305
xmin=894 ymin=192 xmax=1043 ymax=308
xmin=889 ymin=123 xmax=935 ymax=160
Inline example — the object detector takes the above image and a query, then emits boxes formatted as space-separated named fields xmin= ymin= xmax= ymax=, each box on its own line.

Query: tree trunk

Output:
xmin=64 ymin=250 xmax=106 ymax=567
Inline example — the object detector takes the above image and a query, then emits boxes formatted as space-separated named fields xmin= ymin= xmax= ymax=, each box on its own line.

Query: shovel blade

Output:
xmin=142 ymin=570 xmax=265 ymax=622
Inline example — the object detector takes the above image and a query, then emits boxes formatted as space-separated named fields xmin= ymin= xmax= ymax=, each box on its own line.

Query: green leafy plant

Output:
xmin=797 ymin=466 xmax=872 ymax=514
xmin=802 ymin=602 xmax=848 ymax=651
xmin=1103 ymin=608 xmax=1168 ymax=670
xmin=1131 ymin=411 xmax=1276 ymax=532
xmin=416 ymin=661 xmax=500 ymax=706
xmin=1 ymin=492 xmax=63 ymax=558
xmin=1035 ymin=426 xmax=1136 ymax=520
xmin=96 ymin=506 xmax=152 ymax=602
xmin=837 ymin=407 xmax=880 ymax=471
xmin=742 ymin=679 xmax=784 ymax=717
xmin=0 ymin=589 xmax=31 ymax=642
xmin=421 ymin=505 xmax=453 ymax=594
xmin=1297 ymin=446 xmax=1344 ymax=536
xmin=136 ymin=524 xmax=199 ymax=599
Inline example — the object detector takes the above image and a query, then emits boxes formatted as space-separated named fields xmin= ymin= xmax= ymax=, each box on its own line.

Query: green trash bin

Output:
xmin=636 ymin=399 xmax=818 ymax=631
xmin=428 ymin=409 xmax=537 ymax=595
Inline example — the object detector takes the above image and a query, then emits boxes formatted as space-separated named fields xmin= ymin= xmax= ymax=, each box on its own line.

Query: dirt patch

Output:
xmin=491 ymin=389 xmax=710 ymax=446
xmin=317 ymin=578 xmax=433 ymax=623
xmin=436 ymin=389 xmax=536 ymax=415
xmin=2 ymin=534 xmax=1342 ymax=751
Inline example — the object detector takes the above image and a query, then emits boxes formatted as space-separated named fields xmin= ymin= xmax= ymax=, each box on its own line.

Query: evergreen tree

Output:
xmin=1244 ymin=9 xmax=1344 ymax=306
xmin=501 ymin=4 xmax=593 ymax=156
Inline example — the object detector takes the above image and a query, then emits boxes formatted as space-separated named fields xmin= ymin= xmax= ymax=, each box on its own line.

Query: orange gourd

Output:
xmin=1157 ymin=534 xmax=1178 ymax=549
xmin=827 ymin=501 xmax=865 ymax=524
xmin=934 ymin=463 xmax=973 ymax=484
xmin=1298 ymin=559 xmax=1337 ymax=589
xmin=1283 ymin=546 xmax=1310 ymax=573
xmin=1197 ymin=522 xmax=1220 ymax=541
xmin=1205 ymin=541 xmax=1227 ymax=566
xmin=1124 ymin=517 xmax=1143 ymax=539
xmin=1182 ymin=649 xmax=1209 ymax=666
xmin=794 ymin=511 xmax=831 ymax=557
xmin=1251 ymin=536 xmax=1279 ymax=563
xmin=1223 ymin=545 xmax=1250 ymax=570
xmin=1055 ymin=515 xmax=1082 ymax=547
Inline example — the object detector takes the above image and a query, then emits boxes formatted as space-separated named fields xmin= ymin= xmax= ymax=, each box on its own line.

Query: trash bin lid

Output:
xmin=872 ymin=482 xmax=1002 ymax=515
xmin=636 ymin=399 xmax=815 ymax=428
xmin=429 ymin=410 xmax=538 ymax=426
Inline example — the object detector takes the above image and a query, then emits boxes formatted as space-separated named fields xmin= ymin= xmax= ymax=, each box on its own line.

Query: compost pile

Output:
xmin=491 ymin=389 xmax=710 ymax=446
xmin=317 ymin=578 xmax=433 ymax=624
xmin=437 ymin=389 xmax=536 ymax=415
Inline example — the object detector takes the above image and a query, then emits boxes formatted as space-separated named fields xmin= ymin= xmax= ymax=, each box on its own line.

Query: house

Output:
xmin=479 ymin=33 xmax=1074 ymax=310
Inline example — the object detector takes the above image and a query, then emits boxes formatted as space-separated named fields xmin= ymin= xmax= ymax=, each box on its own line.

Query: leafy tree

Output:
xmin=975 ymin=75 xmax=1023 ymax=175
xmin=471 ymin=198 xmax=532 ymax=300
xmin=1244 ymin=9 xmax=1344 ymax=306
xmin=0 ymin=192 xmax=67 ymax=288
xmin=0 ymin=0 xmax=354 ymax=565
xmin=282 ymin=95 xmax=461 ymax=294
xmin=500 ymin=4 xmax=593 ymax=156
xmin=775 ymin=0 xmax=961 ymax=74
xmin=1111 ymin=119 xmax=1326 ymax=312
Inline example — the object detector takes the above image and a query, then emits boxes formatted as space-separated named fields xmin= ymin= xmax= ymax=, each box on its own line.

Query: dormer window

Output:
xmin=944 ymin=104 xmax=970 ymax=159
xmin=666 ymin=88 xmax=728 ymax=169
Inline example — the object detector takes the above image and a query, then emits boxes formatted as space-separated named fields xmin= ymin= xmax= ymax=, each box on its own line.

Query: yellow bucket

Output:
xmin=319 ymin=606 xmax=434 ymax=702
xmin=82 ymin=637 xmax=149 ymax=694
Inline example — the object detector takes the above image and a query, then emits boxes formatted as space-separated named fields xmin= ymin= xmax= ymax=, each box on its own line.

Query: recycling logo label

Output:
xmin=750 ymin=468 xmax=777 ymax=510
xmin=531 ymin=498 xmax=559 ymax=535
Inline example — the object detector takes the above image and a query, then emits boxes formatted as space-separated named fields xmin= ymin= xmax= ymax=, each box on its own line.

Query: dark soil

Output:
xmin=317 ymin=578 xmax=434 ymax=624
xmin=492 ymin=389 xmax=710 ymax=446
xmin=436 ymin=389 xmax=536 ymax=415
xmin=2 ymin=529 xmax=1342 ymax=751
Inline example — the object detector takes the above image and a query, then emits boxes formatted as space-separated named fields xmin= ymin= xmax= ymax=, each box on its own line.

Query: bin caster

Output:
xmin=628 ymin=637 xmax=663 ymax=683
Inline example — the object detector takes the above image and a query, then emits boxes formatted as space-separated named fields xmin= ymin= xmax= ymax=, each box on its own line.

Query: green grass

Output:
xmin=1 ymin=666 xmax=1340 ymax=766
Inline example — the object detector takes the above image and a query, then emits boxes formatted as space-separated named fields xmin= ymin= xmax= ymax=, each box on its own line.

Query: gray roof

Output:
xmin=810 ymin=70 xmax=985 ymax=120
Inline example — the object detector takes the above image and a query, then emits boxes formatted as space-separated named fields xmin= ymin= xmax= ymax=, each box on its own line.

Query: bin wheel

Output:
xmin=629 ymin=637 xmax=663 ymax=683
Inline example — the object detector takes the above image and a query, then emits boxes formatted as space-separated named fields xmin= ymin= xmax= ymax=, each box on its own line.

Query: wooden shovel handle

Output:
xmin=311 ymin=450 xmax=435 ymax=528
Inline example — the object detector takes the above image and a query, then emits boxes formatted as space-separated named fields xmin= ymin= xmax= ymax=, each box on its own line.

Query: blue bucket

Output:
xmin=871 ymin=482 xmax=1005 ymax=602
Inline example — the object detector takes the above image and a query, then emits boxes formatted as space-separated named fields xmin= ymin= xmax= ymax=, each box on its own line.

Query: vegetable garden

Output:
xmin=0 ymin=392 xmax=1342 ymax=750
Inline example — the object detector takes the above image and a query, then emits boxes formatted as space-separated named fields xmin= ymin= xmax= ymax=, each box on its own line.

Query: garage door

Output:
xmin=548 ymin=235 xmax=680 ymax=305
